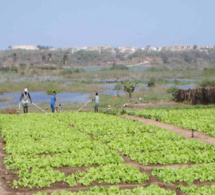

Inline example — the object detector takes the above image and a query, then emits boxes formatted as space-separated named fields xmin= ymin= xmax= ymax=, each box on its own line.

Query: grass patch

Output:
xmin=145 ymin=104 xmax=215 ymax=110
xmin=0 ymin=81 xmax=110 ymax=94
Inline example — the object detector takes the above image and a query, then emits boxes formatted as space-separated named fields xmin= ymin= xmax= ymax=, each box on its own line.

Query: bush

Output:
xmin=0 ymin=67 xmax=10 ymax=72
xmin=167 ymin=86 xmax=179 ymax=100
xmin=11 ymin=67 xmax=18 ymax=72
xmin=148 ymin=79 xmax=155 ymax=87
xmin=60 ymin=69 xmax=74 ymax=75
xmin=19 ymin=63 xmax=27 ymax=69
xmin=74 ymin=68 xmax=85 ymax=73
xmin=60 ymin=68 xmax=85 ymax=75
xmin=199 ymin=79 xmax=215 ymax=87
xmin=46 ymin=89 xmax=63 ymax=95
xmin=37 ymin=66 xmax=57 ymax=70
xmin=110 ymin=64 xmax=128 ymax=70
xmin=166 ymin=86 xmax=179 ymax=94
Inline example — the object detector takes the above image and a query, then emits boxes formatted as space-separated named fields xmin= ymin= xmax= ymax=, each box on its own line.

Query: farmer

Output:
xmin=50 ymin=93 xmax=56 ymax=113
xmin=19 ymin=88 xmax=32 ymax=113
xmin=92 ymin=92 xmax=99 ymax=112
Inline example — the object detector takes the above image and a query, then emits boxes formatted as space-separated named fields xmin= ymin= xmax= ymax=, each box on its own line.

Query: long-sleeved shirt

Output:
xmin=20 ymin=92 xmax=32 ymax=103
xmin=50 ymin=95 xmax=56 ymax=105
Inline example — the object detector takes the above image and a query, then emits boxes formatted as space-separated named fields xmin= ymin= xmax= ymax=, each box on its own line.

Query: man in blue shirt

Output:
xmin=50 ymin=93 xmax=56 ymax=113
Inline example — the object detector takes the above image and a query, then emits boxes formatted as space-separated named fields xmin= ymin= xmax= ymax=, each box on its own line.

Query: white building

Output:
xmin=118 ymin=47 xmax=137 ymax=53
xmin=11 ymin=45 xmax=39 ymax=50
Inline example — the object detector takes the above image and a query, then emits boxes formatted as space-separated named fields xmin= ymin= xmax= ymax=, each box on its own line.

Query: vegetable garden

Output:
xmin=1 ymin=112 xmax=215 ymax=194
xmin=127 ymin=108 xmax=215 ymax=137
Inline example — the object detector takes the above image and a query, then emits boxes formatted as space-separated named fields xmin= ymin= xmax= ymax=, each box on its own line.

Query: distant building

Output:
xmin=101 ymin=44 xmax=110 ymax=50
xmin=86 ymin=45 xmax=110 ymax=52
xmin=11 ymin=45 xmax=39 ymax=50
xmin=87 ymin=46 xmax=102 ymax=52
xmin=118 ymin=47 xmax=137 ymax=54
xmin=162 ymin=45 xmax=193 ymax=51
xmin=196 ymin=45 xmax=215 ymax=51
xmin=161 ymin=45 xmax=215 ymax=52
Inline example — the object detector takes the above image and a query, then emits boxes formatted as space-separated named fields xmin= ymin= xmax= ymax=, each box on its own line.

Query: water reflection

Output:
xmin=0 ymin=83 xmax=197 ymax=108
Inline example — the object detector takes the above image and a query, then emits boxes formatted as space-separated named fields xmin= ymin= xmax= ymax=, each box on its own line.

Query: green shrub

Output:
xmin=0 ymin=67 xmax=10 ymax=72
xmin=166 ymin=86 xmax=179 ymax=100
xmin=199 ymin=79 xmax=215 ymax=87
xmin=11 ymin=67 xmax=18 ymax=72
xmin=148 ymin=79 xmax=155 ymax=87
xmin=46 ymin=89 xmax=63 ymax=95
xmin=19 ymin=63 xmax=27 ymax=69
xmin=110 ymin=64 xmax=128 ymax=70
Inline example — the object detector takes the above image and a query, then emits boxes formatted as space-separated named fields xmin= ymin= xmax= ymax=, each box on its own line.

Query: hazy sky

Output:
xmin=0 ymin=0 xmax=214 ymax=49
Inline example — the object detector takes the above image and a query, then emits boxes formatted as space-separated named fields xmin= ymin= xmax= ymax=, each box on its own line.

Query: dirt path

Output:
xmin=123 ymin=115 xmax=215 ymax=146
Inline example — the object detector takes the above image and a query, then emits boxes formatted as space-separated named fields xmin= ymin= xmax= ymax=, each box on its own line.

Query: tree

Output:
xmin=46 ymin=89 xmax=63 ymax=95
xmin=123 ymin=81 xmax=137 ymax=98
xmin=166 ymin=86 xmax=179 ymax=100
xmin=160 ymin=53 xmax=169 ymax=63
xmin=41 ymin=55 xmax=46 ymax=64
xmin=145 ymin=45 xmax=151 ymax=51
xmin=12 ymin=53 xmax=17 ymax=65
xmin=147 ymin=78 xmax=155 ymax=87
xmin=61 ymin=54 xmax=68 ymax=65
xmin=47 ymin=53 xmax=52 ymax=62
xmin=19 ymin=63 xmax=27 ymax=71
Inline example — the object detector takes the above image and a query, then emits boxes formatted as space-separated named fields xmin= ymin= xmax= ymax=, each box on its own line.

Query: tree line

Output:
xmin=0 ymin=48 xmax=215 ymax=69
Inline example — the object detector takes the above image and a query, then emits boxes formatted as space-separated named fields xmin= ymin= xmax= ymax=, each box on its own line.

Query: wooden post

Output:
xmin=192 ymin=129 xmax=194 ymax=138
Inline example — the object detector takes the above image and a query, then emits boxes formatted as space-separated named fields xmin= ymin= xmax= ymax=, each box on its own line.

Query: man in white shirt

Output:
xmin=93 ymin=92 xmax=99 ymax=112
xmin=20 ymin=88 xmax=32 ymax=113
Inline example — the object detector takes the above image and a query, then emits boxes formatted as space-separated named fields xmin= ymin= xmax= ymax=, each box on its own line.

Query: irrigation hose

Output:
xmin=31 ymin=103 xmax=47 ymax=113
xmin=78 ymin=100 xmax=92 ymax=112
xmin=18 ymin=102 xmax=47 ymax=113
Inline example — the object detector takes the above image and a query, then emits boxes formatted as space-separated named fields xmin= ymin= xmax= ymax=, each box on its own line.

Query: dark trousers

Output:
xmin=94 ymin=104 xmax=99 ymax=112
xmin=23 ymin=106 xmax=28 ymax=113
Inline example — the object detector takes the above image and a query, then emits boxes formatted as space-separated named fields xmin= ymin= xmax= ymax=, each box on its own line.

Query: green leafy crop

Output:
xmin=130 ymin=108 xmax=215 ymax=137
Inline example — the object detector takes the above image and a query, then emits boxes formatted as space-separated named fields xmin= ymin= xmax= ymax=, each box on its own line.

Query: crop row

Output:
xmin=13 ymin=164 xmax=149 ymax=189
xmin=127 ymin=109 xmax=215 ymax=137
xmin=178 ymin=185 xmax=215 ymax=195
xmin=34 ymin=185 xmax=176 ymax=195
xmin=152 ymin=163 xmax=215 ymax=183
xmin=53 ymin=112 xmax=215 ymax=165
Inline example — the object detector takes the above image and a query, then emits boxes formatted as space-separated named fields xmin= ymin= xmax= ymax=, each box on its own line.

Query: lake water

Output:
xmin=166 ymin=78 xmax=195 ymax=82
xmin=0 ymin=91 xmax=90 ymax=108
xmin=83 ymin=66 xmax=150 ymax=71
xmin=0 ymin=83 xmax=197 ymax=108
xmin=0 ymin=88 xmax=126 ymax=108
xmin=129 ymin=67 xmax=150 ymax=71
